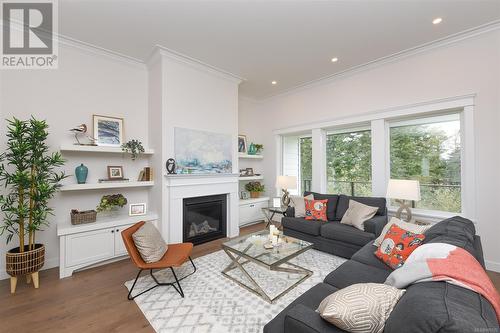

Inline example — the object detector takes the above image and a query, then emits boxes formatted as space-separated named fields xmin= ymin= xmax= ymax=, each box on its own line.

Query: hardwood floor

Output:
xmin=1 ymin=221 xmax=500 ymax=333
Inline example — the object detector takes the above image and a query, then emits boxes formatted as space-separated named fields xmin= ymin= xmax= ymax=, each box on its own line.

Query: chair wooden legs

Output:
xmin=127 ymin=257 xmax=197 ymax=300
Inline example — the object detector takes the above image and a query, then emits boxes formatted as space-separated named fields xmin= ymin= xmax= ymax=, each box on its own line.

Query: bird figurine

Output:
xmin=69 ymin=124 xmax=97 ymax=145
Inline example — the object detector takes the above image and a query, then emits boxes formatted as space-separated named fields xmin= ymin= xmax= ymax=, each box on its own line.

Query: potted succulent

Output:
xmin=254 ymin=144 xmax=264 ymax=154
xmin=0 ymin=117 xmax=66 ymax=293
xmin=245 ymin=181 xmax=265 ymax=198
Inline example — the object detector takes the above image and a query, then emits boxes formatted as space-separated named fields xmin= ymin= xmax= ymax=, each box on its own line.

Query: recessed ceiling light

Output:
xmin=331 ymin=57 xmax=338 ymax=63
xmin=271 ymin=81 xmax=277 ymax=85
xmin=432 ymin=17 xmax=443 ymax=25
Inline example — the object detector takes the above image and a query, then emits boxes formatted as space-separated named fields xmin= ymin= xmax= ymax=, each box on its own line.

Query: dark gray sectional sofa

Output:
xmin=283 ymin=192 xmax=388 ymax=258
xmin=264 ymin=216 xmax=500 ymax=333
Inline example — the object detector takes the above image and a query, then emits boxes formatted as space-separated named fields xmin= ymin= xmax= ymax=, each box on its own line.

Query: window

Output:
xmin=282 ymin=135 xmax=311 ymax=195
xmin=299 ymin=137 xmax=312 ymax=193
xmin=389 ymin=114 xmax=461 ymax=213
xmin=326 ymin=129 xmax=372 ymax=196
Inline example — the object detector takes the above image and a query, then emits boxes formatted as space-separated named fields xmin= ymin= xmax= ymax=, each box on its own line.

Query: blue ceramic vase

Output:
xmin=75 ymin=163 xmax=88 ymax=184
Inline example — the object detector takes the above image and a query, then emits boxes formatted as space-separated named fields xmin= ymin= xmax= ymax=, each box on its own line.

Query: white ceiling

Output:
xmin=59 ymin=1 xmax=500 ymax=99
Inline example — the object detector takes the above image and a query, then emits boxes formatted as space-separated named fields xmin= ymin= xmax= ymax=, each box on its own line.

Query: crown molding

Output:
xmin=259 ymin=20 xmax=500 ymax=102
xmin=146 ymin=45 xmax=245 ymax=84
xmin=57 ymin=33 xmax=146 ymax=69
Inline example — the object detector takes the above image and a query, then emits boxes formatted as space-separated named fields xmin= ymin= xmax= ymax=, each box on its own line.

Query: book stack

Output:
xmin=138 ymin=167 xmax=153 ymax=181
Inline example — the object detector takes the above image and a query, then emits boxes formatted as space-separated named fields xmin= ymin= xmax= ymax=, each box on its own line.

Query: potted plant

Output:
xmin=0 ymin=117 xmax=66 ymax=293
xmin=254 ymin=144 xmax=264 ymax=154
xmin=245 ymin=181 xmax=265 ymax=198
xmin=121 ymin=139 xmax=145 ymax=160
xmin=96 ymin=194 xmax=128 ymax=214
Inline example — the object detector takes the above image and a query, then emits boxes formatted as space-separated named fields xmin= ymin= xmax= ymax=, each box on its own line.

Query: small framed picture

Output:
xmin=245 ymin=167 xmax=254 ymax=176
xmin=241 ymin=191 xmax=250 ymax=200
xmin=93 ymin=115 xmax=124 ymax=147
xmin=129 ymin=203 xmax=147 ymax=216
xmin=239 ymin=169 xmax=248 ymax=177
xmin=107 ymin=166 xmax=124 ymax=179
xmin=273 ymin=197 xmax=281 ymax=208
xmin=238 ymin=135 xmax=247 ymax=154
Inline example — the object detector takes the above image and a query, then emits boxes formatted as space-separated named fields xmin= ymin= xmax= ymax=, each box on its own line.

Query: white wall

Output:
xmin=148 ymin=49 xmax=241 ymax=242
xmin=0 ymin=44 xmax=149 ymax=279
xmin=239 ymin=29 xmax=500 ymax=271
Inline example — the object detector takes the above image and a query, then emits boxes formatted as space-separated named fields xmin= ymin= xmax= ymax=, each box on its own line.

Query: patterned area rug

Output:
xmin=125 ymin=249 xmax=346 ymax=333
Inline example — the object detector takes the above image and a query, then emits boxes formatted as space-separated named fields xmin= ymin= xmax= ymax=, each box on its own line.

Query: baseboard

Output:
xmin=485 ymin=260 xmax=500 ymax=273
xmin=0 ymin=257 xmax=59 ymax=281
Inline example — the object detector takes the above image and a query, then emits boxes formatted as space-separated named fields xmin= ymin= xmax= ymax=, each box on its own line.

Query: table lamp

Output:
xmin=276 ymin=175 xmax=297 ymax=209
xmin=386 ymin=179 xmax=421 ymax=222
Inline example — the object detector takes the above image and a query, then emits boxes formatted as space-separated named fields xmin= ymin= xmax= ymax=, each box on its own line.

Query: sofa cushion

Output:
xmin=324 ymin=260 xmax=391 ymax=289
xmin=340 ymin=199 xmax=378 ymax=231
xmin=423 ymin=216 xmax=478 ymax=260
xmin=282 ymin=217 xmax=323 ymax=236
xmin=289 ymin=194 xmax=314 ymax=218
xmin=285 ymin=304 xmax=347 ymax=333
xmin=304 ymin=192 xmax=339 ymax=221
xmin=374 ymin=217 xmax=431 ymax=247
xmin=384 ymin=282 xmax=499 ymax=333
xmin=317 ymin=283 xmax=405 ymax=333
xmin=263 ymin=283 xmax=339 ymax=333
xmin=337 ymin=195 xmax=386 ymax=219
xmin=304 ymin=198 xmax=328 ymax=221
xmin=320 ymin=222 xmax=375 ymax=246
xmin=351 ymin=242 xmax=393 ymax=272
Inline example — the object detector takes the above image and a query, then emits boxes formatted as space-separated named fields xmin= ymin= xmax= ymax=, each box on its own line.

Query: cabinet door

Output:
xmin=66 ymin=228 xmax=115 ymax=267
xmin=239 ymin=201 xmax=268 ymax=225
xmin=114 ymin=224 xmax=134 ymax=256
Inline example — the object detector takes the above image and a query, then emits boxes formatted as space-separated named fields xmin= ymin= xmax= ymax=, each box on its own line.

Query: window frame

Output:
xmin=274 ymin=96 xmax=475 ymax=223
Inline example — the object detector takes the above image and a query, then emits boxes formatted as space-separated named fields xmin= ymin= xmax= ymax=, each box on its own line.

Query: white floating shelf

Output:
xmin=238 ymin=154 xmax=263 ymax=159
xmin=61 ymin=181 xmax=154 ymax=192
xmin=239 ymin=176 xmax=263 ymax=181
xmin=60 ymin=144 xmax=154 ymax=155
xmin=239 ymin=197 xmax=270 ymax=205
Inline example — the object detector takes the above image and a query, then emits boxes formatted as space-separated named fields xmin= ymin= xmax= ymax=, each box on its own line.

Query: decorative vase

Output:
xmin=250 ymin=191 xmax=260 ymax=198
xmin=6 ymin=244 xmax=45 ymax=293
xmin=247 ymin=143 xmax=257 ymax=155
xmin=75 ymin=163 xmax=88 ymax=184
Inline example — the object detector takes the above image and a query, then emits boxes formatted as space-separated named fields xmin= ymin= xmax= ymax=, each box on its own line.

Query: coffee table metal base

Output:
xmin=221 ymin=247 xmax=312 ymax=303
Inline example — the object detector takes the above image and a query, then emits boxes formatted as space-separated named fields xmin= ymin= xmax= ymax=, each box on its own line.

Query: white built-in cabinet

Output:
xmin=57 ymin=213 xmax=158 ymax=279
xmin=239 ymin=197 xmax=269 ymax=226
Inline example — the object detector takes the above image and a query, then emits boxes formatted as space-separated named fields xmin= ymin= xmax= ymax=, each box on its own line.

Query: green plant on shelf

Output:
xmin=121 ymin=139 xmax=145 ymax=160
xmin=245 ymin=181 xmax=265 ymax=192
xmin=96 ymin=194 xmax=128 ymax=212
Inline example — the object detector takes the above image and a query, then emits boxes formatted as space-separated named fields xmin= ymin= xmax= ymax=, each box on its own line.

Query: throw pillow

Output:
xmin=304 ymin=199 xmax=328 ymax=221
xmin=373 ymin=217 xmax=432 ymax=247
xmin=132 ymin=223 xmax=168 ymax=263
xmin=317 ymin=283 xmax=405 ymax=333
xmin=290 ymin=194 xmax=314 ymax=217
xmin=375 ymin=224 xmax=425 ymax=269
xmin=340 ymin=199 xmax=378 ymax=231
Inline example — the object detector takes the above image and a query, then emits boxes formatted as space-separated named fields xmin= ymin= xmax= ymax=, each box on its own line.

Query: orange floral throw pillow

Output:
xmin=375 ymin=224 xmax=425 ymax=269
xmin=304 ymin=199 xmax=328 ymax=221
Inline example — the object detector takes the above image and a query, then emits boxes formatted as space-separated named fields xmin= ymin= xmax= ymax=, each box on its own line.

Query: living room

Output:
xmin=1 ymin=1 xmax=499 ymax=332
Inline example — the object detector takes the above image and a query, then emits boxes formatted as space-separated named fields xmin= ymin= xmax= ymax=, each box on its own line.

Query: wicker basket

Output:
xmin=6 ymin=244 xmax=45 ymax=277
xmin=70 ymin=209 xmax=97 ymax=225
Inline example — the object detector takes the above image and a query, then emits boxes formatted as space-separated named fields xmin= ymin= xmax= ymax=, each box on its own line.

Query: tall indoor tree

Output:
xmin=0 ymin=117 xmax=66 ymax=293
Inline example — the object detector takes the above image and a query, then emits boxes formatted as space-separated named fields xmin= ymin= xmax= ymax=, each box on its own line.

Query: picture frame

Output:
xmin=245 ymin=167 xmax=254 ymax=176
xmin=129 ymin=203 xmax=147 ymax=216
xmin=273 ymin=197 xmax=281 ymax=208
xmin=93 ymin=115 xmax=124 ymax=147
xmin=240 ymin=191 xmax=250 ymax=200
xmin=107 ymin=166 xmax=124 ymax=179
xmin=238 ymin=135 xmax=247 ymax=154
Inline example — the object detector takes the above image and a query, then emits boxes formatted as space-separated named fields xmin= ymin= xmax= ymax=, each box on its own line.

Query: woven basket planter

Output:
xmin=6 ymin=244 xmax=45 ymax=277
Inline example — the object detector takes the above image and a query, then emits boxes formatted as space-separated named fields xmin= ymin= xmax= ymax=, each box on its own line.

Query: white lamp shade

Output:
xmin=276 ymin=176 xmax=297 ymax=190
xmin=386 ymin=179 xmax=421 ymax=201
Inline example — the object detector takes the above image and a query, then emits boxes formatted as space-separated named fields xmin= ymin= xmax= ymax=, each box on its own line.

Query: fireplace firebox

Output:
xmin=183 ymin=194 xmax=227 ymax=245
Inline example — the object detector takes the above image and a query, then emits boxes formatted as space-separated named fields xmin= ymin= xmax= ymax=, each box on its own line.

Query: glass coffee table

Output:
xmin=221 ymin=230 xmax=313 ymax=303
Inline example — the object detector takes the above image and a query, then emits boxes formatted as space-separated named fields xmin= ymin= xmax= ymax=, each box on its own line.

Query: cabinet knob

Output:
xmin=116 ymin=229 xmax=119 ymax=232
xmin=111 ymin=230 xmax=114 ymax=233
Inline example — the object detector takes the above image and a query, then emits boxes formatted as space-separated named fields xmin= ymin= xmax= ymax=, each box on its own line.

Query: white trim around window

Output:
xmin=275 ymin=94 xmax=476 ymax=223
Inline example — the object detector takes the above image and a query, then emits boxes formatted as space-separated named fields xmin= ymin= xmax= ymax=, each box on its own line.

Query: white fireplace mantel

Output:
xmin=164 ymin=173 xmax=240 ymax=243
